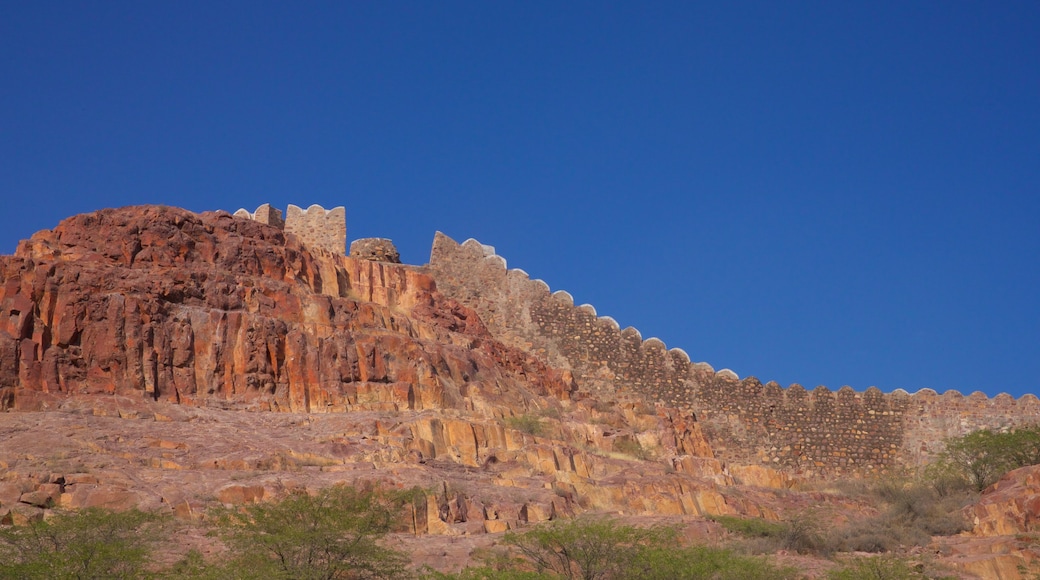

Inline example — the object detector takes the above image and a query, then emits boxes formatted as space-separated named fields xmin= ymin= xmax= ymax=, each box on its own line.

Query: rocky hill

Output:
xmin=1 ymin=204 xmax=1039 ymax=578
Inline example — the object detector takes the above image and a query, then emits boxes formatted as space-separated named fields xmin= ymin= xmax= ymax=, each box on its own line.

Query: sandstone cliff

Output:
xmin=4 ymin=205 xmax=1038 ymax=578
xmin=0 ymin=205 xmax=777 ymax=536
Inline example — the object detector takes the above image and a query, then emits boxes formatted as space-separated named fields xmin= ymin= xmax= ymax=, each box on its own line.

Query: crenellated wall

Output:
xmin=235 ymin=203 xmax=346 ymax=255
xmin=426 ymin=231 xmax=1040 ymax=477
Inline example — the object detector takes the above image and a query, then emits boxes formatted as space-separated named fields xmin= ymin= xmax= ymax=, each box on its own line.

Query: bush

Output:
xmin=0 ymin=507 xmax=162 ymax=579
xmin=487 ymin=516 xmax=797 ymax=580
xmin=629 ymin=545 xmax=798 ymax=580
xmin=714 ymin=512 xmax=834 ymax=556
xmin=612 ymin=438 xmax=653 ymax=461
xmin=506 ymin=415 xmax=546 ymax=437
xmin=927 ymin=425 xmax=1040 ymax=492
xmin=837 ymin=479 xmax=970 ymax=553
xmin=502 ymin=516 xmax=675 ymax=579
xmin=709 ymin=515 xmax=787 ymax=539
xmin=213 ymin=485 xmax=409 ymax=579
xmin=827 ymin=555 xmax=957 ymax=580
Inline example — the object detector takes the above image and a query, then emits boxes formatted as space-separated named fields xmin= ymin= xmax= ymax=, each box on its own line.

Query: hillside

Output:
xmin=1 ymin=204 xmax=1039 ymax=578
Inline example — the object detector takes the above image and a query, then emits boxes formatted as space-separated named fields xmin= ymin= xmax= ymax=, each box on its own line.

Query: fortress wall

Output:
xmin=427 ymin=231 xmax=1040 ymax=476
xmin=234 ymin=204 xmax=345 ymax=255
xmin=427 ymin=232 xmax=695 ymax=404
xmin=696 ymin=376 xmax=1040 ymax=475
xmin=285 ymin=204 xmax=346 ymax=255
xmin=898 ymin=390 xmax=1040 ymax=466
xmin=695 ymin=377 xmax=907 ymax=476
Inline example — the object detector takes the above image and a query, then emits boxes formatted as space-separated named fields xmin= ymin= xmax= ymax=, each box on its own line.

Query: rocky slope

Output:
xmin=0 ymin=205 xmax=1037 ymax=578
xmin=0 ymin=207 xmax=786 ymax=540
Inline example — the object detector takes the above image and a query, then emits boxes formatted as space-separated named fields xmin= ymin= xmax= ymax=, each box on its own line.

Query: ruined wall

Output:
xmin=427 ymin=231 xmax=1040 ymax=477
xmin=235 ymin=203 xmax=345 ymax=255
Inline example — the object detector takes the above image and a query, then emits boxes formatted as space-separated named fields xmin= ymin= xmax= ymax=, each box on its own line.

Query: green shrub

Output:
xmin=717 ymin=512 xmax=834 ymax=556
xmin=629 ymin=545 xmax=798 ymax=580
xmin=213 ymin=485 xmax=409 ymax=579
xmin=709 ymin=515 xmax=787 ymax=539
xmin=506 ymin=415 xmax=546 ymax=437
xmin=827 ymin=555 xmax=957 ymax=580
xmin=927 ymin=425 xmax=1040 ymax=492
xmin=0 ymin=507 xmax=162 ymax=580
xmin=612 ymin=438 xmax=653 ymax=461
xmin=421 ymin=566 xmax=546 ymax=579
xmin=502 ymin=516 xmax=675 ymax=579
xmin=488 ymin=516 xmax=797 ymax=580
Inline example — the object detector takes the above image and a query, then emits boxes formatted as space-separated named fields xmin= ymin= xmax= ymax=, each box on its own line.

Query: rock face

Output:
xmin=970 ymin=465 xmax=1040 ymax=536
xmin=0 ymin=206 xmax=566 ymax=413
xmin=2 ymin=205 xmax=783 ymax=536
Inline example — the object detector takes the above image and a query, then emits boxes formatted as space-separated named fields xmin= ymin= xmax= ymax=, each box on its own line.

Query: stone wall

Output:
xmin=285 ymin=204 xmax=346 ymax=255
xmin=235 ymin=203 xmax=346 ymax=255
xmin=233 ymin=203 xmax=285 ymax=229
xmin=427 ymin=233 xmax=705 ymax=401
xmin=426 ymin=231 xmax=1040 ymax=476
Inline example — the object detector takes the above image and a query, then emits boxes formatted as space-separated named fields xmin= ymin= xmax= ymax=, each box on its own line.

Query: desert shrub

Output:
xmin=709 ymin=515 xmax=787 ymax=539
xmin=839 ymin=514 xmax=931 ymax=553
xmin=827 ymin=555 xmax=957 ymax=580
xmin=778 ymin=513 xmax=834 ymax=555
xmin=0 ymin=507 xmax=162 ymax=579
xmin=612 ymin=438 xmax=654 ymax=461
xmin=722 ymin=512 xmax=834 ymax=556
xmin=838 ymin=479 xmax=970 ymax=553
xmin=879 ymin=482 xmax=970 ymax=536
xmin=502 ymin=516 xmax=676 ymax=579
xmin=421 ymin=566 xmax=545 ymax=579
xmin=506 ymin=414 xmax=546 ymax=437
xmin=213 ymin=485 xmax=409 ymax=579
xmin=927 ymin=425 xmax=1040 ymax=492
xmin=485 ymin=517 xmax=796 ymax=580
xmin=628 ymin=545 xmax=798 ymax=580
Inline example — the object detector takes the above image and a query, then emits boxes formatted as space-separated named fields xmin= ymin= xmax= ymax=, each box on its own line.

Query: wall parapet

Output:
xmin=425 ymin=230 xmax=1040 ymax=477
xmin=234 ymin=203 xmax=346 ymax=255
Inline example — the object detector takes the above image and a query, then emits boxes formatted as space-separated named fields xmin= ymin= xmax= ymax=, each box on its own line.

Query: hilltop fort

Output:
xmin=230 ymin=203 xmax=1040 ymax=478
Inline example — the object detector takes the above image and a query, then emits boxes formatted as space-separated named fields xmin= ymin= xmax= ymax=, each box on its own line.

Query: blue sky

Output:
xmin=2 ymin=2 xmax=1038 ymax=397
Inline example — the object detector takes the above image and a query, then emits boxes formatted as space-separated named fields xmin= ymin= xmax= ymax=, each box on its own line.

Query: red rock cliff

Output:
xmin=0 ymin=206 xmax=572 ymax=412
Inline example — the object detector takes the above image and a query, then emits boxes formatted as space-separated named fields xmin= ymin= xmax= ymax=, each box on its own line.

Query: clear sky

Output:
xmin=2 ymin=2 xmax=1038 ymax=398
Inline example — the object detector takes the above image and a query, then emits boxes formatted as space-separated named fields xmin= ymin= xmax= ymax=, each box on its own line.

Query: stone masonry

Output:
xmin=425 ymin=231 xmax=1040 ymax=477
xmin=226 ymin=208 xmax=1040 ymax=477
xmin=235 ymin=203 xmax=346 ymax=255
xmin=350 ymin=238 xmax=401 ymax=263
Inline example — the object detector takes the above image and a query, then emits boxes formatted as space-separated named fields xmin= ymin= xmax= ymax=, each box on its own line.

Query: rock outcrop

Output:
xmin=2 ymin=205 xmax=782 ymax=536
xmin=0 ymin=206 xmax=566 ymax=413
xmin=970 ymin=465 xmax=1040 ymax=536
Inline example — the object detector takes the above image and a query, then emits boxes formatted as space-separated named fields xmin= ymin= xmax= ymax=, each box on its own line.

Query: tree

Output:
xmin=826 ymin=555 xmax=955 ymax=580
xmin=214 ymin=485 xmax=408 ymax=580
xmin=501 ymin=517 xmax=674 ymax=580
xmin=495 ymin=517 xmax=796 ymax=580
xmin=928 ymin=425 xmax=1040 ymax=492
xmin=0 ymin=507 xmax=160 ymax=579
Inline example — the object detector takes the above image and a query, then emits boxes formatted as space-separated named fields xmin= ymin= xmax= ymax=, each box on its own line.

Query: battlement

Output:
xmin=426 ymin=231 xmax=1039 ymax=477
xmin=234 ymin=203 xmax=346 ymax=255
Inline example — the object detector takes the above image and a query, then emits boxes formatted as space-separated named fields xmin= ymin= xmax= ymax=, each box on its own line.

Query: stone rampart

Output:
xmin=426 ymin=231 xmax=1040 ymax=476
xmin=234 ymin=203 xmax=346 ymax=255
xmin=427 ymin=233 xmax=704 ymax=401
